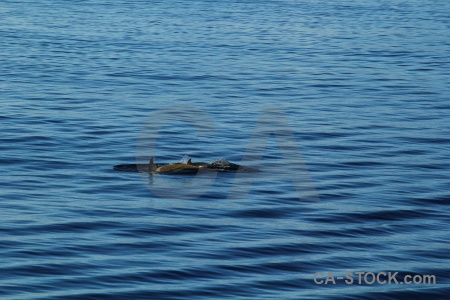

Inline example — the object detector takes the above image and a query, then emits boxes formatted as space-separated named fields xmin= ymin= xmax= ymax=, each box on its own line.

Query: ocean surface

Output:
xmin=1 ymin=0 xmax=449 ymax=299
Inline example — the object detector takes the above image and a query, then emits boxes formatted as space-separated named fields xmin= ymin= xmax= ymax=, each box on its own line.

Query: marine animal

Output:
xmin=148 ymin=157 xmax=201 ymax=175
xmin=113 ymin=157 xmax=259 ymax=174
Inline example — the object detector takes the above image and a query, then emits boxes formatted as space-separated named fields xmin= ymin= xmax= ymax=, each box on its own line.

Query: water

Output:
xmin=1 ymin=0 xmax=449 ymax=299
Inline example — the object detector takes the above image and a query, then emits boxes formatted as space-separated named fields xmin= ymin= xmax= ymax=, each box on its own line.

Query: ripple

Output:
xmin=1 ymin=0 xmax=450 ymax=299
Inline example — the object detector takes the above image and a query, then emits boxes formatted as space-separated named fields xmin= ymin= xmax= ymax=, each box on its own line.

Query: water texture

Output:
xmin=1 ymin=0 xmax=449 ymax=299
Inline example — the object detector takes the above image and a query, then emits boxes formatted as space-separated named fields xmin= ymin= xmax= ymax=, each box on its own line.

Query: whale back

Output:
xmin=156 ymin=163 xmax=198 ymax=174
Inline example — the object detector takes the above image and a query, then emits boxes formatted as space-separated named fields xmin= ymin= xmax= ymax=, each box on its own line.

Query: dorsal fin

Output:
xmin=148 ymin=157 xmax=157 ymax=172
xmin=187 ymin=158 xmax=192 ymax=165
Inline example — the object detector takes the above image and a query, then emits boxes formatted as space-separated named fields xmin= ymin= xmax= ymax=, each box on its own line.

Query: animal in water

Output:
xmin=113 ymin=157 xmax=259 ymax=174
xmin=148 ymin=157 xmax=201 ymax=175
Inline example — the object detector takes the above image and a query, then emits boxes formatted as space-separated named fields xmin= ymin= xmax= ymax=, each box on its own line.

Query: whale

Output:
xmin=148 ymin=157 xmax=201 ymax=175
xmin=113 ymin=157 xmax=259 ymax=174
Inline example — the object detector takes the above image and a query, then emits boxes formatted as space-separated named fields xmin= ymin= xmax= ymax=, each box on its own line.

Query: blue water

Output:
xmin=1 ymin=0 xmax=449 ymax=299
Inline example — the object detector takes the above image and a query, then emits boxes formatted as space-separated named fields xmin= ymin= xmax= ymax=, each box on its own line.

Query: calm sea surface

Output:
xmin=1 ymin=0 xmax=449 ymax=299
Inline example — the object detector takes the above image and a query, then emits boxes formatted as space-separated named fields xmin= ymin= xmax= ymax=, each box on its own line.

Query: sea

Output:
xmin=1 ymin=0 xmax=449 ymax=299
